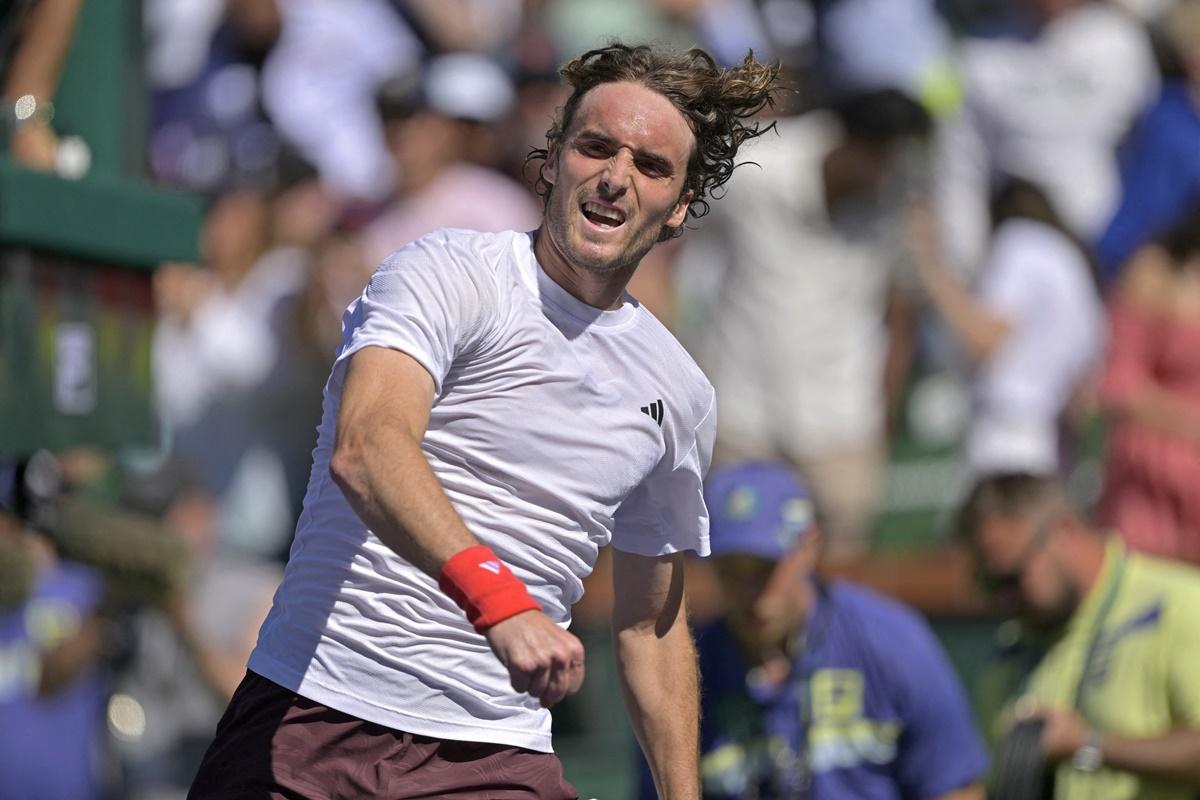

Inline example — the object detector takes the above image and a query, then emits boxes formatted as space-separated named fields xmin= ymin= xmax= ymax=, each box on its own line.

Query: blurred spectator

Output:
xmin=111 ymin=463 xmax=281 ymax=799
xmin=145 ymin=0 xmax=283 ymax=194
xmin=933 ymin=0 xmax=1158 ymax=278
xmin=359 ymin=52 xmax=540 ymax=267
xmin=815 ymin=0 xmax=960 ymax=115
xmin=909 ymin=179 xmax=1105 ymax=478
xmin=0 ymin=508 xmax=111 ymax=800
xmin=1098 ymin=211 xmax=1200 ymax=565
xmin=1 ymin=0 xmax=85 ymax=174
xmin=152 ymin=187 xmax=325 ymax=561
xmin=260 ymin=0 xmax=422 ymax=202
xmin=404 ymin=0 xmax=527 ymax=53
xmin=960 ymin=472 xmax=1200 ymax=798
xmin=682 ymin=88 xmax=931 ymax=563
xmin=1096 ymin=1 xmax=1200 ymax=287
xmin=636 ymin=461 xmax=987 ymax=799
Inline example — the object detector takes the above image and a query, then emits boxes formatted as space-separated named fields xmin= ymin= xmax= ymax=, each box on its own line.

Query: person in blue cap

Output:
xmin=638 ymin=460 xmax=988 ymax=799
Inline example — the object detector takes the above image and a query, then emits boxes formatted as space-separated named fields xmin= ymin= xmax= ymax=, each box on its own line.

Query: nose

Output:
xmin=598 ymin=150 xmax=634 ymax=198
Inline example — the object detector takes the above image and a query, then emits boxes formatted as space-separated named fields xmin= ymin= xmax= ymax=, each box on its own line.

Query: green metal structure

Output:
xmin=0 ymin=0 xmax=202 ymax=458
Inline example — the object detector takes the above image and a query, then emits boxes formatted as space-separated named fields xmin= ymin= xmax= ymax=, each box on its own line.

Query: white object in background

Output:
xmin=54 ymin=135 xmax=91 ymax=180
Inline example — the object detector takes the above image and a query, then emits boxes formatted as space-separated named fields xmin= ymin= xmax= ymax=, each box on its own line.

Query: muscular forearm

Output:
xmin=615 ymin=619 xmax=701 ymax=799
xmin=330 ymin=422 xmax=477 ymax=576
xmin=1098 ymin=729 xmax=1200 ymax=784
xmin=329 ymin=349 xmax=481 ymax=577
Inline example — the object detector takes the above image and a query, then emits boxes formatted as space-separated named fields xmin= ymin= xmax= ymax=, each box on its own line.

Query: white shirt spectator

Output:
xmin=967 ymin=219 xmax=1105 ymax=474
xmin=934 ymin=3 xmax=1157 ymax=276
xmin=261 ymin=0 xmax=422 ymax=201
xmin=684 ymin=112 xmax=909 ymax=457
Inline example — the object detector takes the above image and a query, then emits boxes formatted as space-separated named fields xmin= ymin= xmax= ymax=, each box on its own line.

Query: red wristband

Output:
xmin=438 ymin=545 xmax=540 ymax=633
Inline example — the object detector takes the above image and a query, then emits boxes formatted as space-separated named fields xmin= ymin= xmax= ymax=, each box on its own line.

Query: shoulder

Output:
xmin=629 ymin=306 xmax=715 ymax=420
xmin=989 ymin=220 xmax=1089 ymax=282
xmin=829 ymin=581 xmax=929 ymax=632
xmin=827 ymin=582 xmax=943 ymax=664
xmin=1127 ymin=552 xmax=1200 ymax=615
xmin=1058 ymin=3 xmax=1153 ymax=50
xmin=372 ymin=228 xmax=528 ymax=297
xmin=383 ymin=227 xmax=524 ymax=271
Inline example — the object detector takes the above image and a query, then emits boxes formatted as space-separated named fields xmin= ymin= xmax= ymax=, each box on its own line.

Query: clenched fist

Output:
xmin=486 ymin=610 xmax=585 ymax=708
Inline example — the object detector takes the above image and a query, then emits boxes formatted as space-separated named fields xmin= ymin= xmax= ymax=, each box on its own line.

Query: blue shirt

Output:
xmin=639 ymin=581 xmax=988 ymax=799
xmin=0 ymin=562 xmax=107 ymax=800
xmin=1096 ymin=82 xmax=1200 ymax=287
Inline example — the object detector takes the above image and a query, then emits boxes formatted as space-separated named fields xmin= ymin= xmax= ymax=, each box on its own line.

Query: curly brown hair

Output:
xmin=527 ymin=42 xmax=783 ymax=240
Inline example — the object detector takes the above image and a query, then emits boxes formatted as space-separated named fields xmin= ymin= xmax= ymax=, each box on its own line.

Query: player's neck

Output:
xmin=532 ymin=225 xmax=635 ymax=311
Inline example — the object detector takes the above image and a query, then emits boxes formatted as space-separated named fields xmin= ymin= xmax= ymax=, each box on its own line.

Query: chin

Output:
xmin=565 ymin=229 xmax=632 ymax=274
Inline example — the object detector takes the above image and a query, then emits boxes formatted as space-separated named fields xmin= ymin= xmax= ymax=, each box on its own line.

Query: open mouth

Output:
xmin=580 ymin=201 xmax=626 ymax=230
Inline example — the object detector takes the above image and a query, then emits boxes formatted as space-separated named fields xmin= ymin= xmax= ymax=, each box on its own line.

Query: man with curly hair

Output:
xmin=188 ymin=43 xmax=781 ymax=799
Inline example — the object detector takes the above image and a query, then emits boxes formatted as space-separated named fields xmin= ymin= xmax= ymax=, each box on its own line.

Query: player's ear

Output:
xmin=541 ymin=142 xmax=559 ymax=186
xmin=666 ymin=189 xmax=692 ymax=229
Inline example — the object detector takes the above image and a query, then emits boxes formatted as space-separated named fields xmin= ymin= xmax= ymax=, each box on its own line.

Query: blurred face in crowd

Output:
xmin=826 ymin=137 xmax=907 ymax=207
xmin=714 ymin=534 xmax=819 ymax=665
xmin=971 ymin=508 xmax=1080 ymax=629
xmin=202 ymin=189 xmax=270 ymax=286
xmin=539 ymin=81 xmax=694 ymax=278
xmin=386 ymin=110 xmax=469 ymax=193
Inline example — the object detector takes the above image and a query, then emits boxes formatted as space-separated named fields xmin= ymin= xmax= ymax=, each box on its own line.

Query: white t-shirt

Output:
xmin=683 ymin=112 xmax=910 ymax=456
xmin=967 ymin=219 xmax=1105 ymax=474
xmin=248 ymin=228 xmax=715 ymax=752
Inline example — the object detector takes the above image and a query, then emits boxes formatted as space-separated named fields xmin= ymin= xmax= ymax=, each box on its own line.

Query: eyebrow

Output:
xmin=574 ymin=129 xmax=676 ymax=175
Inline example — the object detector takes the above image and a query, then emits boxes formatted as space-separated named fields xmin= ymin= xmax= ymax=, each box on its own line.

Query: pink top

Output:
xmin=361 ymin=164 xmax=541 ymax=268
xmin=1099 ymin=298 xmax=1200 ymax=562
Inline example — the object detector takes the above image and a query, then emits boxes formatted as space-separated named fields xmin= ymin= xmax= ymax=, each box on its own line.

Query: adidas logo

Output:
xmin=479 ymin=560 xmax=502 ymax=575
xmin=640 ymin=398 xmax=664 ymax=426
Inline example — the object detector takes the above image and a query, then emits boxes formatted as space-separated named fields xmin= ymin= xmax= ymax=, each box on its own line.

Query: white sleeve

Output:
xmin=612 ymin=391 xmax=716 ymax=557
xmin=977 ymin=224 xmax=1041 ymax=321
xmin=335 ymin=231 xmax=496 ymax=395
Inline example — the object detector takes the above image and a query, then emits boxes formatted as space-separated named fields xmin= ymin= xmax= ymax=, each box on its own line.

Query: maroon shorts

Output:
xmin=187 ymin=671 xmax=580 ymax=800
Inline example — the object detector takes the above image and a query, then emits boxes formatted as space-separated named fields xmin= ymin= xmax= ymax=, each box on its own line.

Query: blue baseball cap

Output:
xmin=705 ymin=461 xmax=816 ymax=561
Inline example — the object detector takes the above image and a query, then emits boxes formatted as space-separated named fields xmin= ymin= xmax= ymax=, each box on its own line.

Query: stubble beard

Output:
xmin=543 ymin=183 xmax=664 ymax=276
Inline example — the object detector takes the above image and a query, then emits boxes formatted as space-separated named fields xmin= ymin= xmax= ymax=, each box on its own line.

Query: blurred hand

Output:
xmin=905 ymin=198 xmax=944 ymax=276
xmin=154 ymin=262 xmax=211 ymax=321
xmin=9 ymin=122 xmax=58 ymax=171
xmin=485 ymin=610 xmax=585 ymax=708
xmin=1018 ymin=705 xmax=1090 ymax=763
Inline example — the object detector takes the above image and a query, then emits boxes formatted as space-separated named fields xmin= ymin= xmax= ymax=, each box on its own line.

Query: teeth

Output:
xmin=582 ymin=202 xmax=624 ymax=225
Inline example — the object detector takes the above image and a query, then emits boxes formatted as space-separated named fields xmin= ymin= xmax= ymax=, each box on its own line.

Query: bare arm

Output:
xmin=3 ymin=0 xmax=84 ymax=169
xmin=908 ymin=204 xmax=1010 ymax=365
xmin=1098 ymin=730 xmax=1200 ymax=783
xmin=329 ymin=346 xmax=583 ymax=706
xmin=169 ymin=587 xmax=276 ymax=702
xmin=1039 ymin=707 xmax=1200 ymax=783
xmin=612 ymin=548 xmax=699 ymax=800
xmin=883 ymin=284 xmax=919 ymax=438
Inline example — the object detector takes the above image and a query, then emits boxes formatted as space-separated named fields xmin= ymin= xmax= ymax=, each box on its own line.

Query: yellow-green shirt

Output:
xmin=1022 ymin=538 xmax=1200 ymax=800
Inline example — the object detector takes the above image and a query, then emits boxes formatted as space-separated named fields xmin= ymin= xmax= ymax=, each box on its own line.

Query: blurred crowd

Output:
xmin=6 ymin=0 xmax=1200 ymax=797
